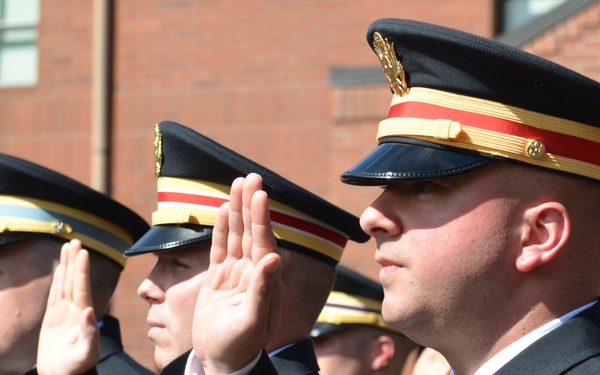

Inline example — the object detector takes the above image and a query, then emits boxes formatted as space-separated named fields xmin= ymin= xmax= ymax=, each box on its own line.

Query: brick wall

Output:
xmin=0 ymin=0 xmax=94 ymax=183
xmin=5 ymin=0 xmax=598 ymax=370
xmin=521 ymin=1 xmax=600 ymax=81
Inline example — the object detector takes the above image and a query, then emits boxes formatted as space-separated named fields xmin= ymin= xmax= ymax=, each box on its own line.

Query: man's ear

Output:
xmin=372 ymin=334 xmax=395 ymax=371
xmin=516 ymin=202 xmax=570 ymax=273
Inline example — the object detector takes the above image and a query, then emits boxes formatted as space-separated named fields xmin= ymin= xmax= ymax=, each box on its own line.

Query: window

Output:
xmin=0 ymin=0 xmax=39 ymax=87
xmin=497 ymin=0 xmax=569 ymax=34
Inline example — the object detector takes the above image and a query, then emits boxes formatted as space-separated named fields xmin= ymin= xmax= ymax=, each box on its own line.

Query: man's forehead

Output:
xmin=0 ymin=234 xmax=62 ymax=255
xmin=0 ymin=232 xmax=37 ymax=247
xmin=0 ymin=238 xmax=60 ymax=281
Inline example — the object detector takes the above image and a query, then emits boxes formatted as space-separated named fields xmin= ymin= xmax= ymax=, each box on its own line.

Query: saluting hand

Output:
xmin=37 ymin=239 xmax=100 ymax=375
xmin=193 ymin=173 xmax=284 ymax=375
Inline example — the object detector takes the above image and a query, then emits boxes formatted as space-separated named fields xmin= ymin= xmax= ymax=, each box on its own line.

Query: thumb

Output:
xmin=248 ymin=253 xmax=282 ymax=335
xmin=267 ymin=259 xmax=284 ymax=335
xmin=77 ymin=307 xmax=100 ymax=365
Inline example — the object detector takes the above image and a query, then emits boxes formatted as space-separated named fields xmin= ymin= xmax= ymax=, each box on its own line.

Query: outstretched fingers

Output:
xmin=227 ymin=177 xmax=246 ymax=260
xmin=47 ymin=243 xmax=69 ymax=309
xmin=250 ymin=189 xmax=278 ymax=265
xmin=244 ymin=186 xmax=282 ymax=336
xmin=211 ymin=202 xmax=230 ymax=265
xmin=242 ymin=173 xmax=264 ymax=259
xmin=63 ymin=239 xmax=82 ymax=302
xmin=73 ymin=248 xmax=93 ymax=311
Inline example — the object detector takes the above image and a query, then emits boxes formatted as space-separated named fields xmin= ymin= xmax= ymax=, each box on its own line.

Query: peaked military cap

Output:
xmin=0 ymin=153 xmax=150 ymax=267
xmin=310 ymin=265 xmax=401 ymax=337
xmin=342 ymin=19 xmax=600 ymax=185
xmin=125 ymin=121 xmax=369 ymax=265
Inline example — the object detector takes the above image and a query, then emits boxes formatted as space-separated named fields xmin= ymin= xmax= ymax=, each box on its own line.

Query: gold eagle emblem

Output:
xmin=154 ymin=124 xmax=163 ymax=179
xmin=373 ymin=32 xmax=409 ymax=96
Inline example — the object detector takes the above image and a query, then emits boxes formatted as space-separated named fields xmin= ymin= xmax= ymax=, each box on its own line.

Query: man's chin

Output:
xmin=154 ymin=348 xmax=176 ymax=370
xmin=154 ymin=347 xmax=190 ymax=370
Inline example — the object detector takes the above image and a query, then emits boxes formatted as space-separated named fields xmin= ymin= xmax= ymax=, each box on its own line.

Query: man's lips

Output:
xmin=146 ymin=319 xmax=166 ymax=339
xmin=375 ymin=252 xmax=404 ymax=268
xmin=379 ymin=264 xmax=403 ymax=275
xmin=147 ymin=318 xmax=164 ymax=328
xmin=376 ymin=254 xmax=405 ymax=279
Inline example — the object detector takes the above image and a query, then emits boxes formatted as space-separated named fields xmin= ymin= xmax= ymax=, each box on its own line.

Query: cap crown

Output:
xmin=0 ymin=153 xmax=150 ymax=266
xmin=343 ymin=19 xmax=600 ymax=185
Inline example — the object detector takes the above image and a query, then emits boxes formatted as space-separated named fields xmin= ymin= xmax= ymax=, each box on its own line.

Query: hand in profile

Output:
xmin=37 ymin=239 xmax=100 ymax=375
xmin=193 ymin=173 xmax=284 ymax=375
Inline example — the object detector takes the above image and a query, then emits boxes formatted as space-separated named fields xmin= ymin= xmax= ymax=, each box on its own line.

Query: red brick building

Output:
xmin=1 ymin=0 xmax=598 ymax=370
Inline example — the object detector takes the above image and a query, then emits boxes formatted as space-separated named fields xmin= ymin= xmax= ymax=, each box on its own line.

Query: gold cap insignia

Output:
xmin=526 ymin=139 xmax=546 ymax=159
xmin=53 ymin=221 xmax=72 ymax=234
xmin=373 ymin=32 xmax=409 ymax=97
xmin=154 ymin=124 xmax=163 ymax=179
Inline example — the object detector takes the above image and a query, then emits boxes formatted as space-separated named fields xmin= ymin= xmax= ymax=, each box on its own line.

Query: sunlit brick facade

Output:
xmin=1 ymin=0 xmax=597 ymax=370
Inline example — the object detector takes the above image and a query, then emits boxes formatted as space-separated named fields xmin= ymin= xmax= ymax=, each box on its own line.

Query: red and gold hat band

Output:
xmin=153 ymin=177 xmax=348 ymax=262
xmin=377 ymin=87 xmax=600 ymax=180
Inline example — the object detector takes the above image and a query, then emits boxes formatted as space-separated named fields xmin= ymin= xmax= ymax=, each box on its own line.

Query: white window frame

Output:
xmin=0 ymin=0 xmax=39 ymax=88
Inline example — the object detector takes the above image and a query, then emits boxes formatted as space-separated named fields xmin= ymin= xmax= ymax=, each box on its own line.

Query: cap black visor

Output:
xmin=310 ymin=323 xmax=355 ymax=338
xmin=341 ymin=138 xmax=491 ymax=186
xmin=125 ymin=224 xmax=212 ymax=256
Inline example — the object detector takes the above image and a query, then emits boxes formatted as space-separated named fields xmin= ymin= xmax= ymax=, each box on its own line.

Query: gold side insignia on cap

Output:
xmin=53 ymin=221 xmax=72 ymax=234
xmin=154 ymin=124 xmax=163 ymax=179
xmin=526 ymin=140 xmax=546 ymax=159
xmin=373 ymin=32 xmax=408 ymax=97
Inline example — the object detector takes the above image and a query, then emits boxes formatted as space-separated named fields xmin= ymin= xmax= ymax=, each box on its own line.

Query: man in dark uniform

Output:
xmin=0 ymin=153 xmax=154 ymax=375
xmin=32 ymin=122 xmax=367 ymax=375
xmin=310 ymin=265 xmax=421 ymax=375
xmin=340 ymin=18 xmax=600 ymax=375
xmin=124 ymin=121 xmax=368 ymax=374
xmin=191 ymin=18 xmax=600 ymax=375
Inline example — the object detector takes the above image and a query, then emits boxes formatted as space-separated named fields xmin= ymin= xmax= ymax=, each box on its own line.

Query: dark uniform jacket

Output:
xmin=247 ymin=303 xmax=600 ymax=375
xmin=269 ymin=339 xmax=319 ymax=375
xmin=160 ymin=338 xmax=319 ymax=375
xmin=248 ymin=339 xmax=319 ymax=375
xmin=494 ymin=300 xmax=600 ymax=375
xmin=96 ymin=314 xmax=156 ymax=374
xmin=24 ymin=314 xmax=155 ymax=375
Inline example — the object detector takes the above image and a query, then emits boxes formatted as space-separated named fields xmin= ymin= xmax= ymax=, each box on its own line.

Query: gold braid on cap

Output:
xmin=154 ymin=124 xmax=163 ymax=179
xmin=373 ymin=32 xmax=409 ymax=97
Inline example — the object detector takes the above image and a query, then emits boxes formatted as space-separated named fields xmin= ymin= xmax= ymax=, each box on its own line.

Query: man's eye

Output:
xmin=312 ymin=335 xmax=332 ymax=347
xmin=413 ymin=182 xmax=435 ymax=194
xmin=171 ymin=259 xmax=188 ymax=268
